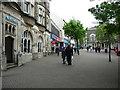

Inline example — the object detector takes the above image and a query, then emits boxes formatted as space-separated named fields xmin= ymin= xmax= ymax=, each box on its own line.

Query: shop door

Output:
xmin=5 ymin=36 xmax=14 ymax=63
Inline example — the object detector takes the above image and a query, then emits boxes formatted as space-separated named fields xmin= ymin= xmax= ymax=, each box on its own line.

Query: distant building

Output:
xmin=87 ymin=27 xmax=96 ymax=47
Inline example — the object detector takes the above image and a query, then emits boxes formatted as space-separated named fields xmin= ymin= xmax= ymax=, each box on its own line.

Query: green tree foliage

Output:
xmin=96 ymin=24 xmax=117 ymax=44
xmin=88 ymin=1 xmax=120 ymax=34
xmin=63 ymin=19 xmax=86 ymax=55
xmin=63 ymin=19 xmax=86 ymax=42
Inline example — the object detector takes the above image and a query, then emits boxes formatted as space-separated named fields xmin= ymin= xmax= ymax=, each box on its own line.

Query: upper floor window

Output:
xmin=39 ymin=8 xmax=42 ymax=15
xmin=24 ymin=2 xmax=29 ymax=13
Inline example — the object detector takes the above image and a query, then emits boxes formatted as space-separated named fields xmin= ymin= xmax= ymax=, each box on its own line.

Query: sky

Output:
xmin=50 ymin=0 xmax=107 ymax=28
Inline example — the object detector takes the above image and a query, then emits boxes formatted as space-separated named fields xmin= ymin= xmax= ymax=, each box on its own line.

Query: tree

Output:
xmin=63 ymin=19 xmax=86 ymax=55
xmin=96 ymin=24 xmax=117 ymax=47
xmin=88 ymin=1 xmax=120 ymax=61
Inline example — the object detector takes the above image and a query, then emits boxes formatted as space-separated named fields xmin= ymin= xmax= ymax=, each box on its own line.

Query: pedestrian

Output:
xmin=65 ymin=45 xmax=73 ymax=65
xmin=92 ymin=46 xmax=94 ymax=51
xmin=87 ymin=46 xmax=89 ymax=52
xmin=51 ymin=46 xmax=54 ymax=54
xmin=98 ymin=46 xmax=101 ymax=53
xmin=61 ymin=47 xmax=66 ymax=64
xmin=95 ymin=47 xmax=98 ymax=53
xmin=90 ymin=46 xmax=92 ymax=52
xmin=56 ymin=47 xmax=59 ymax=56
xmin=74 ymin=47 xmax=76 ymax=53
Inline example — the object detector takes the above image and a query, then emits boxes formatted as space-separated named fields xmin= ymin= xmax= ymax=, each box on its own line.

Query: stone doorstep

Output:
xmin=7 ymin=63 xmax=17 ymax=69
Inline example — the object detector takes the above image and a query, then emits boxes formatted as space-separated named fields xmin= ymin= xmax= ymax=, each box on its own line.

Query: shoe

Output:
xmin=68 ymin=63 xmax=72 ymax=65
xmin=63 ymin=62 xmax=66 ymax=64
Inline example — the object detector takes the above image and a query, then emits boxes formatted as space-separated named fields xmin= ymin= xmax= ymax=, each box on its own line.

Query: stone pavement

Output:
xmin=2 ymin=49 xmax=118 ymax=88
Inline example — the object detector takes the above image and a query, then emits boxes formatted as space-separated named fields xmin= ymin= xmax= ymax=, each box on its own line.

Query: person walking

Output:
xmin=56 ymin=47 xmax=59 ymax=56
xmin=61 ymin=47 xmax=66 ymax=64
xmin=95 ymin=46 xmax=98 ymax=53
xmin=65 ymin=45 xmax=73 ymax=65
xmin=98 ymin=46 xmax=101 ymax=53
xmin=87 ymin=46 xmax=89 ymax=52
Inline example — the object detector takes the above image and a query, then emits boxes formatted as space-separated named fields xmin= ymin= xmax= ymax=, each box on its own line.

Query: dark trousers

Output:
xmin=67 ymin=57 xmax=72 ymax=65
xmin=62 ymin=57 xmax=66 ymax=63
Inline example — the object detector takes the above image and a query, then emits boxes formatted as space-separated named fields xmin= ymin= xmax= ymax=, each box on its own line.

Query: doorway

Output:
xmin=5 ymin=36 xmax=14 ymax=63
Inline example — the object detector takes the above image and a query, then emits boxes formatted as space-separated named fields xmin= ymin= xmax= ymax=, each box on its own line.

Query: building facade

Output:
xmin=87 ymin=27 xmax=96 ymax=47
xmin=50 ymin=19 xmax=60 ymax=52
xmin=0 ymin=0 xmax=51 ymax=70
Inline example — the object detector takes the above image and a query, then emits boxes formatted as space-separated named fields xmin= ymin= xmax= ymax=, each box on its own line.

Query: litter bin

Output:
xmin=105 ymin=49 xmax=107 ymax=53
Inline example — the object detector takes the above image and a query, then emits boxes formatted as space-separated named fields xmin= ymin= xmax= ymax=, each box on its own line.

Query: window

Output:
xmin=5 ymin=24 xmax=8 ymax=32
xmin=24 ymin=2 xmax=29 ymax=13
xmin=21 ymin=31 xmax=32 ymax=53
xmin=38 ymin=37 xmax=42 ymax=52
xmin=9 ymin=25 xmax=12 ymax=33
xmin=12 ymin=26 xmax=15 ymax=34
xmin=38 ymin=15 xmax=42 ymax=24
xmin=39 ymin=8 xmax=42 ymax=15
xmin=90 ymin=34 xmax=96 ymax=42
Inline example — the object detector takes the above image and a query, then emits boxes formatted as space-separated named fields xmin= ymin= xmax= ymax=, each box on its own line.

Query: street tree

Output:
xmin=63 ymin=19 xmax=86 ymax=55
xmin=88 ymin=1 xmax=120 ymax=61
xmin=96 ymin=24 xmax=117 ymax=48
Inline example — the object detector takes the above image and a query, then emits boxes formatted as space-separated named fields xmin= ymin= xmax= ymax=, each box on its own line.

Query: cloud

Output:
xmin=50 ymin=0 xmax=106 ymax=28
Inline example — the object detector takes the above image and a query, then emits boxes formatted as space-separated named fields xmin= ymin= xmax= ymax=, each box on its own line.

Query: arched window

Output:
xmin=38 ymin=37 xmax=42 ymax=52
xmin=5 ymin=24 xmax=8 ymax=32
xmin=9 ymin=25 xmax=12 ymax=33
xmin=24 ymin=39 xmax=27 ymax=52
xmin=28 ymin=40 xmax=30 ymax=53
xmin=90 ymin=34 xmax=96 ymax=42
xmin=12 ymin=26 xmax=15 ymax=34
xmin=21 ymin=39 xmax=23 ymax=52
xmin=21 ymin=31 xmax=32 ymax=53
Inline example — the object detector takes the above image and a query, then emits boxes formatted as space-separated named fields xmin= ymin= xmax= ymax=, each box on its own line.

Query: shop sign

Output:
xmin=6 ymin=15 xmax=19 ymax=23
xmin=51 ymin=34 xmax=57 ymax=40
xmin=57 ymin=38 xmax=60 ymax=42
xmin=52 ymin=41 xmax=56 ymax=44
xmin=64 ymin=38 xmax=69 ymax=43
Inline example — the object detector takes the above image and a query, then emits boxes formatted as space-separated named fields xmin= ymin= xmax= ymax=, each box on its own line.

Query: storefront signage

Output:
xmin=51 ymin=34 xmax=57 ymax=40
xmin=6 ymin=15 xmax=19 ymax=23
xmin=52 ymin=41 xmax=56 ymax=44
xmin=64 ymin=38 xmax=69 ymax=43
xmin=57 ymin=38 xmax=60 ymax=42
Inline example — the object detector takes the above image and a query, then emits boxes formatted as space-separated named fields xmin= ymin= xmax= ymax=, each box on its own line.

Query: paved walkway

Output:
xmin=2 ymin=49 xmax=118 ymax=88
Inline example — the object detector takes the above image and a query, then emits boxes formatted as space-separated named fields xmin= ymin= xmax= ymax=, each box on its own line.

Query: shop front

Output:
xmin=64 ymin=38 xmax=70 ymax=47
xmin=51 ymin=34 xmax=61 ymax=52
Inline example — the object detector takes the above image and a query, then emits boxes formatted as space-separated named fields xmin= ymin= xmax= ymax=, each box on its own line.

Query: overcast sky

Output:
xmin=50 ymin=0 xmax=107 ymax=28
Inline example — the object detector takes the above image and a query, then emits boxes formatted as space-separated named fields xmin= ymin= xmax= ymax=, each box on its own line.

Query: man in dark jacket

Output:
xmin=61 ymin=47 xmax=66 ymax=64
xmin=65 ymin=45 xmax=73 ymax=65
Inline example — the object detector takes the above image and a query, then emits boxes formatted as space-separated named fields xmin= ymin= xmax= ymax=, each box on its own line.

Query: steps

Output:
xmin=7 ymin=63 xmax=17 ymax=69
